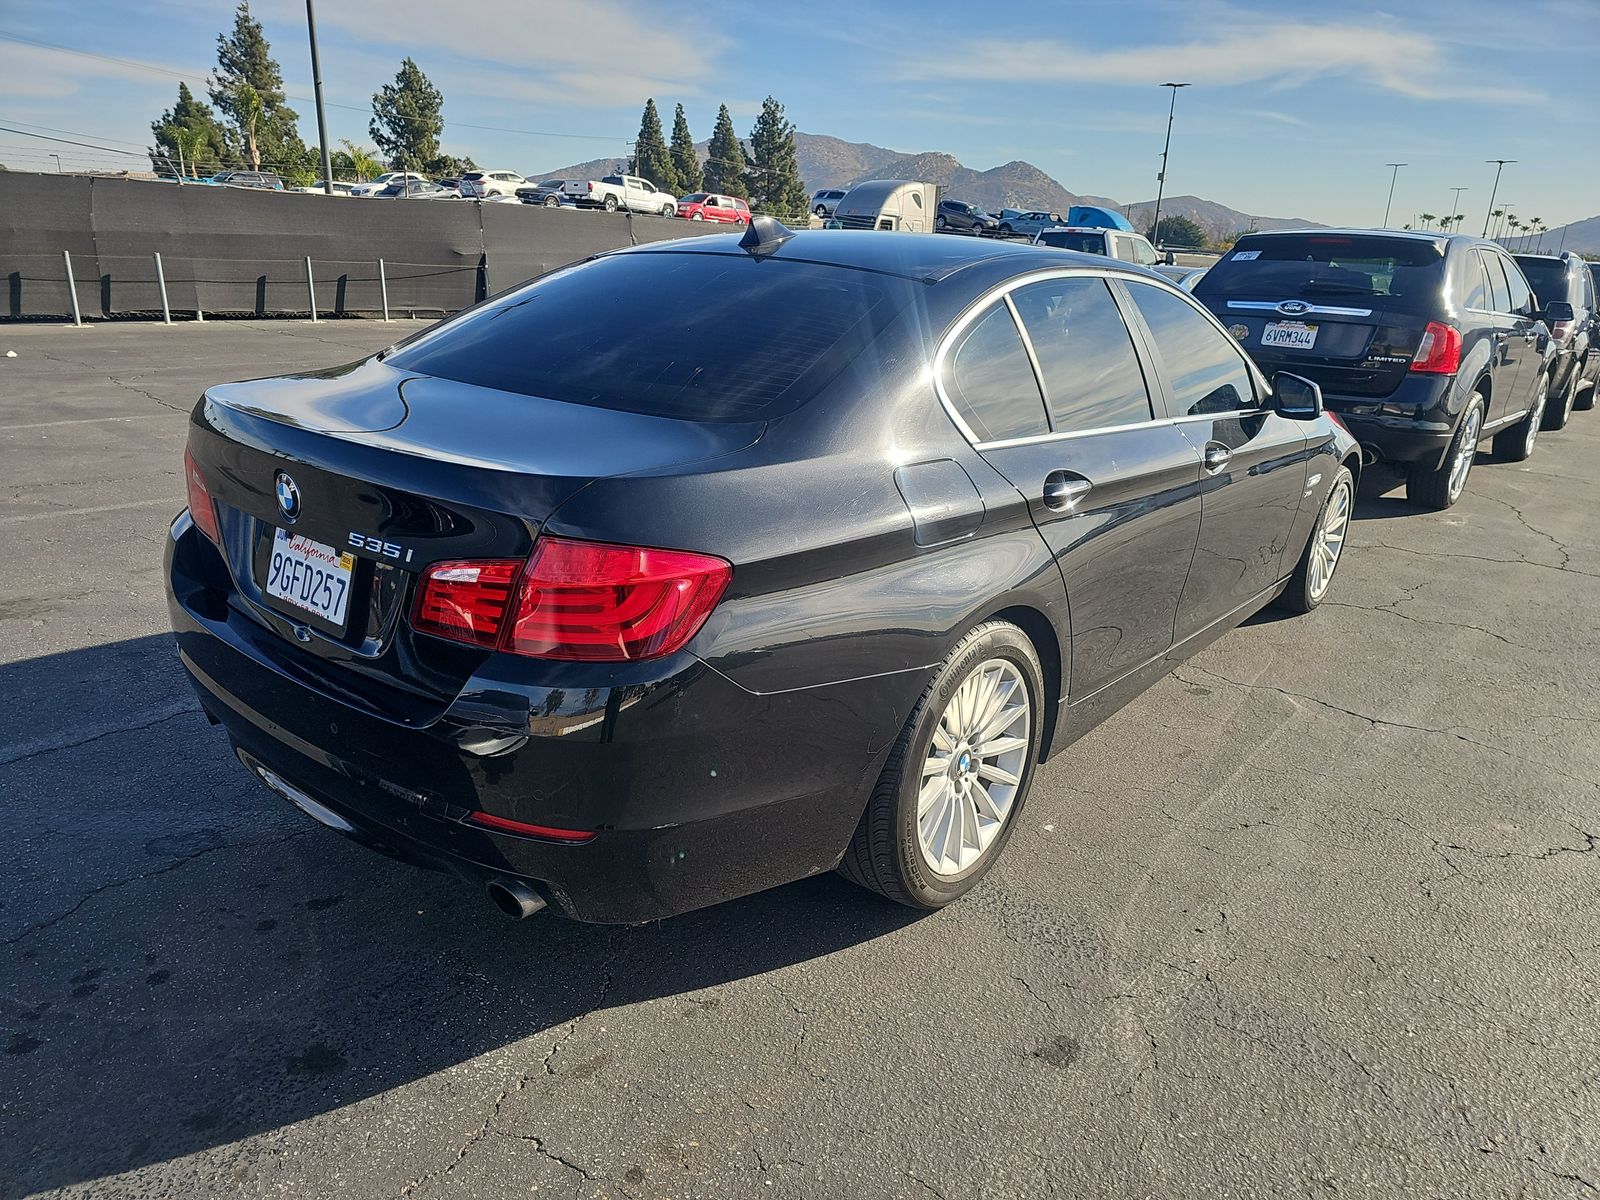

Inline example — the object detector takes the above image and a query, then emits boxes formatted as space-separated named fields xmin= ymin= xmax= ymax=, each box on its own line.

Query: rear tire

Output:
xmin=1543 ymin=368 xmax=1577 ymax=430
xmin=838 ymin=621 xmax=1043 ymax=910
xmin=1575 ymin=360 xmax=1596 ymax=412
xmin=1493 ymin=374 xmax=1547 ymax=461
xmin=1277 ymin=466 xmax=1354 ymax=613
xmin=661 ymin=203 xmax=675 ymax=217
xmin=1407 ymin=394 xmax=1482 ymax=510
xmin=603 ymin=196 xmax=618 ymax=213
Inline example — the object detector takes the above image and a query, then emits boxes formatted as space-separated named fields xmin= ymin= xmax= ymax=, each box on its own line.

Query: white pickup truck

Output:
xmin=562 ymin=174 xmax=677 ymax=216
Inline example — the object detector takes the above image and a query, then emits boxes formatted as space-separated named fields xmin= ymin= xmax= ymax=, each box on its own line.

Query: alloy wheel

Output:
xmin=1448 ymin=406 xmax=1481 ymax=502
xmin=1525 ymin=382 xmax=1547 ymax=456
xmin=916 ymin=659 xmax=1031 ymax=877
xmin=1307 ymin=479 xmax=1352 ymax=601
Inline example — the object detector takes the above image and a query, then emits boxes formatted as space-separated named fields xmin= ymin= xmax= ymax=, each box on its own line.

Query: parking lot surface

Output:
xmin=2 ymin=320 xmax=1597 ymax=1199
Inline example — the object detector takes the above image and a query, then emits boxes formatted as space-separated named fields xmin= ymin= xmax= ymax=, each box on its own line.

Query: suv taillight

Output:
xmin=183 ymin=446 xmax=221 ymax=544
xmin=411 ymin=537 xmax=732 ymax=662
xmin=1550 ymin=318 xmax=1573 ymax=343
xmin=1410 ymin=321 xmax=1462 ymax=375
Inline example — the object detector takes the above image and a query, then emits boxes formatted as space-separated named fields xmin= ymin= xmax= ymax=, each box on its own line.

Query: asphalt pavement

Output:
xmin=2 ymin=320 xmax=1597 ymax=1200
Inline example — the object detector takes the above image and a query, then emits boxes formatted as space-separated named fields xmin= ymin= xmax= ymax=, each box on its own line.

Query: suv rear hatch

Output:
xmin=1194 ymin=233 xmax=1449 ymax=400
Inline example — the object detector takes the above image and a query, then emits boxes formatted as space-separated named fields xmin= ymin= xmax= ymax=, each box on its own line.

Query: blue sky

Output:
xmin=3 ymin=0 xmax=1597 ymax=228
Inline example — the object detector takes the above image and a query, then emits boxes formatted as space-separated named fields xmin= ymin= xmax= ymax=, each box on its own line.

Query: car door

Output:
xmin=1480 ymin=252 xmax=1537 ymax=420
xmin=1119 ymin=278 xmax=1312 ymax=636
xmin=1498 ymin=253 xmax=1543 ymax=408
xmin=938 ymin=274 xmax=1204 ymax=700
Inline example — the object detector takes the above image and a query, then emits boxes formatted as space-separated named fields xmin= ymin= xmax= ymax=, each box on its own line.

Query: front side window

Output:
xmin=1499 ymin=256 xmax=1533 ymax=314
xmin=1009 ymin=277 xmax=1153 ymax=432
xmin=1130 ymin=239 xmax=1160 ymax=267
xmin=1124 ymin=282 xmax=1257 ymax=417
xmin=1481 ymin=253 xmax=1512 ymax=313
xmin=942 ymin=302 xmax=1049 ymax=442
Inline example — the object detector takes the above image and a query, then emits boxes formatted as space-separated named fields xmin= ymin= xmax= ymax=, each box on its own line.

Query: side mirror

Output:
xmin=1271 ymin=371 xmax=1324 ymax=420
xmin=1164 ymin=250 xmax=1176 ymax=265
xmin=1543 ymin=299 xmax=1575 ymax=324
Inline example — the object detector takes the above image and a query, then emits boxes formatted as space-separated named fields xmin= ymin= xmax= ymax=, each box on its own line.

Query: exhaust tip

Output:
xmin=486 ymin=878 xmax=547 ymax=920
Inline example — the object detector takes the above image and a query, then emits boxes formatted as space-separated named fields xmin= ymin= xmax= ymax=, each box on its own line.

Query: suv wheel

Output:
xmin=1494 ymin=375 xmax=1548 ymax=462
xmin=1277 ymin=466 xmax=1354 ymax=613
xmin=543 ymin=195 xmax=559 ymax=208
xmin=935 ymin=215 xmax=947 ymax=230
xmin=1543 ymin=368 xmax=1577 ymax=430
xmin=1575 ymin=357 xmax=1596 ymax=412
xmin=998 ymin=222 xmax=1013 ymax=234
xmin=1407 ymin=394 xmax=1482 ymax=510
xmin=838 ymin=621 xmax=1043 ymax=910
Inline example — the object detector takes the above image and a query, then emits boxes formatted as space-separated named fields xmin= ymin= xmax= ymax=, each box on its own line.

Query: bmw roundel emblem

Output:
xmin=1276 ymin=299 xmax=1312 ymax=316
xmin=274 ymin=471 xmax=301 ymax=522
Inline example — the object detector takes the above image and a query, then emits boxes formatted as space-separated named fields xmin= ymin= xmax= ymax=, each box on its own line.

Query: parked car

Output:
xmin=811 ymin=188 xmax=848 ymax=217
xmin=1033 ymin=227 xmax=1163 ymax=269
xmin=207 ymin=170 xmax=283 ymax=191
xmin=996 ymin=209 xmax=1065 ymax=236
xmin=831 ymin=180 xmax=939 ymax=231
xmin=1513 ymin=252 xmax=1597 ymax=420
xmin=563 ymin=174 xmax=677 ymax=215
xmin=350 ymin=172 xmax=429 ymax=197
xmin=675 ymin=193 xmax=751 ymax=224
xmin=460 ymin=170 xmax=526 ymax=199
xmin=936 ymin=199 xmax=998 ymax=235
xmin=372 ymin=179 xmax=455 ymax=200
xmin=293 ymin=179 xmax=357 ymax=196
xmin=167 ymin=224 xmax=1358 ymax=925
xmin=1194 ymin=229 xmax=1556 ymax=508
xmin=515 ymin=178 xmax=574 ymax=207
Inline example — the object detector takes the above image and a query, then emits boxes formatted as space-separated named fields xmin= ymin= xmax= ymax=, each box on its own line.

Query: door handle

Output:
xmin=1042 ymin=471 xmax=1092 ymax=512
xmin=1203 ymin=443 xmax=1233 ymax=472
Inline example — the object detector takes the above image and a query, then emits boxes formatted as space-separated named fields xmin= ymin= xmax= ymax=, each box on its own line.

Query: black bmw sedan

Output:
xmin=166 ymin=222 xmax=1360 ymax=924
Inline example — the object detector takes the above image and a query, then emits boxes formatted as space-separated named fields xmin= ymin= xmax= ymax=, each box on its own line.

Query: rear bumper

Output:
xmin=1322 ymin=373 xmax=1458 ymax=468
xmin=166 ymin=516 xmax=915 ymax=922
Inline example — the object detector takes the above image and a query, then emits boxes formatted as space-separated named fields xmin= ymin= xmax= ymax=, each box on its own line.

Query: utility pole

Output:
xmin=1447 ymin=186 xmax=1467 ymax=230
xmin=1382 ymin=163 xmax=1406 ymax=228
xmin=1482 ymin=160 xmax=1514 ymax=236
xmin=306 ymin=0 xmax=335 ymax=194
xmin=1149 ymin=82 xmax=1190 ymax=244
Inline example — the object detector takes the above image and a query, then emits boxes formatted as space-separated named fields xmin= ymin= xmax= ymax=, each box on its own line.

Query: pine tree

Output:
xmin=370 ymin=58 xmax=445 ymax=170
xmin=746 ymin=96 xmax=806 ymax=217
xmin=208 ymin=2 xmax=307 ymax=174
xmin=150 ymin=82 xmax=229 ymax=177
xmin=670 ymin=104 xmax=701 ymax=195
xmin=703 ymin=104 xmax=748 ymax=200
xmin=630 ymin=99 xmax=677 ymax=195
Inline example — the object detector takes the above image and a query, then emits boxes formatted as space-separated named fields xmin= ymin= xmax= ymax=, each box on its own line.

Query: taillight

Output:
xmin=412 ymin=559 xmax=521 ymax=647
xmin=1410 ymin=321 xmax=1462 ymax=375
xmin=465 ymin=810 xmax=595 ymax=843
xmin=586 ymin=182 xmax=594 ymax=192
xmin=1550 ymin=319 xmax=1573 ymax=343
xmin=410 ymin=537 xmax=731 ymax=662
xmin=183 ymin=446 xmax=221 ymax=544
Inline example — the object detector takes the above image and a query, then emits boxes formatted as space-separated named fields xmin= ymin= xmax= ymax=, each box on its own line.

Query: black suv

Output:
xmin=1194 ymin=230 xmax=1553 ymax=509
xmin=936 ymin=199 xmax=999 ymax=236
xmin=1514 ymin=252 xmax=1597 ymax=422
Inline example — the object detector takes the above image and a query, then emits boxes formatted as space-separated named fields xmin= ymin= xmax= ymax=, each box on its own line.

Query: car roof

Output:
xmin=1039 ymin=227 xmax=1113 ymax=235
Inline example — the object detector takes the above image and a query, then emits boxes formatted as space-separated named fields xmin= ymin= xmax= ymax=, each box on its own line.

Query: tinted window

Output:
xmin=1125 ymin=282 xmax=1256 ymax=416
xmin=1036 ymin=230 xmax=1107 ymax=254
xmin=942 ymin=303 xmax=1049 ymax=442
xmin=1500 ymin=256 xmax=1533 ymax=314
xmin=1514 ymin=257 xmax=1567 ymax=308
xmin=1481 ymin=253 xmax=1512 ymax=312
xmin=1196 ymin=233 xmax=1446 ymax=312
xmin=1010 ymin=278 xmax=1153 ymax=431
xmin=680 ymin=193 xmax=708 ymax=203
xmin=389 ymin=253 xmax=909 ymax=423
xmin=1459 ymin=255 xmax=1489 ymax=310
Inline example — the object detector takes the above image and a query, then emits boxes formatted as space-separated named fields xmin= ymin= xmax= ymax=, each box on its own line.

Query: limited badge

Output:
xmin=1229 ymin=324 xmax=1249 ymax=341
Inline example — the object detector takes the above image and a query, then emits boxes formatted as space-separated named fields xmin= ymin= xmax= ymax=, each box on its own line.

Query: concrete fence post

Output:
xmin=305 ymin=256 xmax=319 ymax=323
xmin=62 ymin=250 xmax=83 ymax=327
xmin=153 ymin=252 xmax=172 ymax=325
xmin=379 ymin=258 xmax=390 ymax=322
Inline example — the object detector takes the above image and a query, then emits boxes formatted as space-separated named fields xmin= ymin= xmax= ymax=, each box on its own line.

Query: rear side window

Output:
xmin=1196 ymin=234 xmax=1446 ymax=311
xmin=1124 ymin=282 xmax=1257 ymax=417
xmin=1459 ymin=255 xmax=1489 ymax=311
xmin=1501 ymin=257 xmax=1533 ymax=314
xmin=1009 ymin=278 xmax=1152 ymax=432
xmin=942 ymin=303 xmax=1049 ymax=442
xmin=1036 ymin=231 xmax=1107 ymax=254
xmin=1481 ymin=253 xmax=1512 ymax=312
xmin=389 ymin=253 xmax=909 ymax=422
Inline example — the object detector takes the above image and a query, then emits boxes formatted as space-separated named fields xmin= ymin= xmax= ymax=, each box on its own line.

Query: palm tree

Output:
xmin=338 ymin=139 xmax=381 ymax=182
xmin=1506 ymin=216 xmax=1523 ymax=247
xmin=1489 ymin=208 xmax=1505 ymax=239
xmin=1530 ymin=218 xmax=1545 ymax=252
xmin=233 ymin=82 xmax=263 ymax=170
xmin=1419 ymin=212 xmax=1436 ymax=230
xmin=176 ymin=127 xmax=209 ymax=180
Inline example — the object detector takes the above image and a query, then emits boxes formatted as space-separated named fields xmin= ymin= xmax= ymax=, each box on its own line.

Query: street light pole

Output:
xmin=306 ymin=0 xmax=335 ymax=195
xmin=1382 ymin=163 xmax=1406 ymax=228
xmin=1447 ymin=186 xmax=1467 ymax=230
xmin=1149 ymin=82 xmax=1190 ymax=244
xmin=1482 ymin=159 xmax=1514 ymax=236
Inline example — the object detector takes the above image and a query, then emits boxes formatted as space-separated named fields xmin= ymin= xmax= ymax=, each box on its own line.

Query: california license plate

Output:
xmin=1261 ymin=320 xmax=1319 ymax=350
xmin=265 ymin=529 xmax=355 ymax=628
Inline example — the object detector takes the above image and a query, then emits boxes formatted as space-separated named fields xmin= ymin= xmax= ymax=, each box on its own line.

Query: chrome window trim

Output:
xmin=1225 ymin=300 xmax=1375 ymax=317
xmin=1002 ymin=293 xmax=1055 ymax=432
xmin=972 ymin=408 xmax=1265 ymax=452
xmin=934 ymin=265 xmax=1194 ymax=447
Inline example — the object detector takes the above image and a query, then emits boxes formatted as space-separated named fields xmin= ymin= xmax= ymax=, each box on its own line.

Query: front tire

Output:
xmin=1277 ymin=466 xmax=1354 ymax=613
xmin=935 ymin=215 xmax=947 ymax=230
xmin=1493 ymin=374 xmax=1547 ymax=461
xmin=998 ymin=222 xmax=1013 ymax=234
xmin=1542 ymin=367 xmax=1577 ymax=430
xmin=1407 ymin=394 xmax=1482 ymax=510
xmin=839 ymin=621 xmax=1043 ymax=910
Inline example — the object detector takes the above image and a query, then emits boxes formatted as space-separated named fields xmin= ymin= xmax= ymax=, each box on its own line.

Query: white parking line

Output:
xmin=1 ymin=413 xmax=177 ymax=432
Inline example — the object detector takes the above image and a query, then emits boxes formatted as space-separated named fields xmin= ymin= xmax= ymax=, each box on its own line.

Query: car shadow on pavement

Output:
xmin=1350 ymin=456 xmax=1491 ymax=521
xmin=0 ymin=635 xmax=924 ymax=1197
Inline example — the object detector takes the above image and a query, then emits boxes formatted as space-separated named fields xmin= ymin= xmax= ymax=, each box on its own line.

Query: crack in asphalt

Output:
xmin=1320 ymin=598 xmax=1527 ymax=650
xmin=1368 ymin=539 xmax=1600 ymax=581
xmin=3 ymin=828 xmax=314 ymax=945
xmin=0 ymin=704 xmax=201 ymax=767
xmin=496 ymin=1131 xmax=597 ymax=1183
xmin=1477 ymin=493 xmax=1574 ymax=571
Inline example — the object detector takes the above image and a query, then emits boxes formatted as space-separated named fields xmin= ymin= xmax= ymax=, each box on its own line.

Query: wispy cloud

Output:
xmin=895 ymin=21 xmax=1546 ymax=105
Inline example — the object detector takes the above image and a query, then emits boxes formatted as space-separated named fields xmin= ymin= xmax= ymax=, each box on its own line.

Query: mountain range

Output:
xmin=536 ymin=130 xmax=1325 ymax=242
xmin=1496 ymin=213 xmax=1600 ymax=256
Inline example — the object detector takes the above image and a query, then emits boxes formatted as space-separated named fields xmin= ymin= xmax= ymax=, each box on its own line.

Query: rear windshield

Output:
xmin=680 ymin=193 xmax=708 ymax=203
xmin=1513 ymin=258 xmax=1567 ymax=305
xmin=1036 ymin=231 xmax=1107 ymax=254
xmin=1196 ymin=234 xmax=1446 ymax=311
xmin=387 ymin=252 xmax=910 ymax=422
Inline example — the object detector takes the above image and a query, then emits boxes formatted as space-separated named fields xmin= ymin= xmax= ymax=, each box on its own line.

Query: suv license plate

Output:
xmin=265 ymin=529 xmax=354 ymax=629
xmin=1262 ymin=320 xmax=1319 ymax=350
